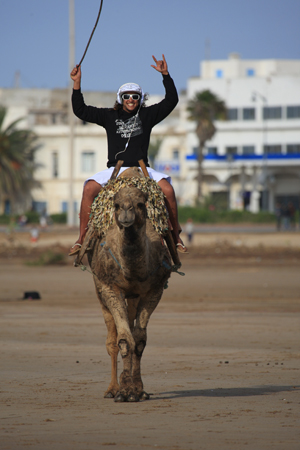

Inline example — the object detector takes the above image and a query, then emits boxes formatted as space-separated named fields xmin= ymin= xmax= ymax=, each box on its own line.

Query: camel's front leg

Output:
xmin=116 ymin=340 xmax=139 ymax=402
xmin=100 ymin=303 xmax=120 ymax=398
xmin=100 ymin=285 xmax=139 ymax=402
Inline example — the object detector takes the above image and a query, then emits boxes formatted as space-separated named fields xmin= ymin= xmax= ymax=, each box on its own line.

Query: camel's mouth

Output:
xmin=119 ymin=220 xmax=134 ymax=228
xmin=117 ymin=208 xmax=136 ymax=228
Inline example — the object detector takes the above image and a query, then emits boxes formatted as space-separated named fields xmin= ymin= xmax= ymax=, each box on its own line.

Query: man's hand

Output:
xmin=70 ymin=65 xmax=81 ymax=89
xmin=151 ymin=54 xmax=169 ymax=75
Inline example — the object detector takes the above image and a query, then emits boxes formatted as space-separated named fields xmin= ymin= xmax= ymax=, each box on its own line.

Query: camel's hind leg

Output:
xmin=100 ymin=304 xmax=120 ymax=398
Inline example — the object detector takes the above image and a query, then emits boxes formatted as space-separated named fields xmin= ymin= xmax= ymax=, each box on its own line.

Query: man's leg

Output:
xmin=158 ymin=178 xmax=187 ymax=253
xmin=69 ymin=180 xmax=102 ymax=255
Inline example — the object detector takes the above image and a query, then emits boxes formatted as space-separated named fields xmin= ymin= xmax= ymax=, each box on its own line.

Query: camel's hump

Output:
xmin=119 ymin=167 xmax=143 ymax=179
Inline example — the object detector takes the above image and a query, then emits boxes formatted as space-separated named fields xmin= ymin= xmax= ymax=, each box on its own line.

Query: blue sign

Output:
xmin=155 ymin=161 xmax=180 ymax=176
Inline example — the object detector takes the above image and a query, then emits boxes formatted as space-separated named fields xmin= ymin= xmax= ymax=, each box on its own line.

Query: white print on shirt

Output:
xmin=115 ymin=115 xmax=143 ymax=139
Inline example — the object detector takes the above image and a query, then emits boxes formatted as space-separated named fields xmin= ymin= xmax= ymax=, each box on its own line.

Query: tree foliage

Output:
xmin=187 ymin=90 xmax=227 ymax=203
xmin=0 ymin=106 xmax=41 ymax=212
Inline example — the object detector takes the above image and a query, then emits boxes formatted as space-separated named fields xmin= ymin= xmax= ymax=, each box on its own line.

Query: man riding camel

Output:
xmin=69 ymin=54 xmax=187 ymax=256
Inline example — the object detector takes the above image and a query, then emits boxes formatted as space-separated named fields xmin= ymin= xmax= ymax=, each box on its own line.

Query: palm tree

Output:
xmin=187 ymin=90 xmax=227 ymax=203
xmin=0 ymin=106 xmax=41 ymax=214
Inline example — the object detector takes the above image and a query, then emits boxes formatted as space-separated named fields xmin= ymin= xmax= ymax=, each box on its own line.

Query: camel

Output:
xmin=76 ymin=168 xmax=175 ymax=402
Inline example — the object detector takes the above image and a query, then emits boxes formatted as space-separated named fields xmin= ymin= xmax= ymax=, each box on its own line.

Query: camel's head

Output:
xmin=114 ymin=187 xmax=148 ymax=229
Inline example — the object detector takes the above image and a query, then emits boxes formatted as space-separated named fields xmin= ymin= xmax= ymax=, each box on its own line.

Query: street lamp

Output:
xmin=68 ymin=0 xmax=76 ymax=227
xmin=252 ymin=91 xmax=268 ymax=211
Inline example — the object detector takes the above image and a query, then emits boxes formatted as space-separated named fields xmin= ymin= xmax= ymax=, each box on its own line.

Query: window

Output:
xmin=216 ymin=69 xmax=223 ymax=78
xmin=207 ymin=147 xmax=218 ymax=155
xmin=247 ymin=68 xmax=255 ymax=77
xmin=226 ymin=147 xmax=238 ymax=159
xmin=227 ymin=108 xmax=238 ymax=121
xmin=243 ymin=108 xmax=255 ymax=120
xmin=192 ymin=146 xmax=199 ymax=156
xmin=32 ymin=201 xmax=47 ymax=214
xmin=62 ymin=201 xmax=78 ymax=213
xmin=287 ymin=144 xmax=300 ymax=154
xmin=242 ymin=146 xmax=255 ymax=155
xmin=81 ymin=151 xmax=95 ymax=172
xmin=287 ymin=106 xmax=300 ymax=119
xmin=52 ymin=151 xmax=58 ymax=178
xmin=173 ymin=149 xmax=179 ymax=159
xmin=4 ymin=199 xmax=10 ymax=215
xmin=264 ymin=145 xmax=282 ymax=154
xmin=263 ymin=107 xmax=282 ymax=120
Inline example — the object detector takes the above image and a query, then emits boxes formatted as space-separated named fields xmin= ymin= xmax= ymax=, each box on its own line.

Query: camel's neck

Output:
xmin=117 ymin=224 xmax=149 ymax=281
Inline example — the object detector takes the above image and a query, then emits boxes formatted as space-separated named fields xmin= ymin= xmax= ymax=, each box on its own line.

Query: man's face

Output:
xmin=122 ymin=91 xmax=140 ymax=113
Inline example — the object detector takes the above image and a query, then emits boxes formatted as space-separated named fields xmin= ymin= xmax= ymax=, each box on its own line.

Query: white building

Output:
xmin=180 ymin=54 xmax=300 ymax=211
xmin=0 ymin=87 xmax=179 ymax=218
xmin=1 ymin=54 xmax=300 ymax=216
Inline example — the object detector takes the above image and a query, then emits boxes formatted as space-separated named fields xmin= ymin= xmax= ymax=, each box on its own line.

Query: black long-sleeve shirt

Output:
xmin=72 ymin=74 xmax=178 ymax=168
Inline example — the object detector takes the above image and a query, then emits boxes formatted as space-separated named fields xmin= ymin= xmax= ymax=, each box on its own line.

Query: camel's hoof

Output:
xmin=114 ymin=392 xmax=127 ymax=403
xmin=127 ymin=393 xmax=140 ymax=403
xmin=104 ymin=392 xmax=115 ymax=399
xmin=139 ymin=391 xmax=150 ymax=401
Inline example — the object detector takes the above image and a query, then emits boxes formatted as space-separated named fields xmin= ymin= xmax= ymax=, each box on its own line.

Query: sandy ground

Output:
xmin=0 ymin=228 xmax=300 ymax=449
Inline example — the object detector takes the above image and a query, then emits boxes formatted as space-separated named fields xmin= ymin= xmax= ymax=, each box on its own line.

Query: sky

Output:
xmin=1 ymin=0 xmax=300 ymax=95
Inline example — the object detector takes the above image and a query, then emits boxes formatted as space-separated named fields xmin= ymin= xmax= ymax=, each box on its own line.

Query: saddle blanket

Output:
xmin=89 ymin=177 xmax=169 ymax=236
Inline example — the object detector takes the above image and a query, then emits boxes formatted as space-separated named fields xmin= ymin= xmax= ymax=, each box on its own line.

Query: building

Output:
xmin=182 ymin=54 xmax=300 ymax=211
xmin=1 ymin=54 xmax=300 ymax=216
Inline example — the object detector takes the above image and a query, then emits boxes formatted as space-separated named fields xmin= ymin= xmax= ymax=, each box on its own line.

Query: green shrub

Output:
xmin=24 ymin=211 xmax=40 ymax=224
xmin=178 ymin=206 xmax=276 ymax=224
xmin=0 ymin=212 xmax=40 ymax=225
xmin=49 ymin=212 xmax=67 ymax=224
xmin=0 ymin=214 xmax=10 ymax=225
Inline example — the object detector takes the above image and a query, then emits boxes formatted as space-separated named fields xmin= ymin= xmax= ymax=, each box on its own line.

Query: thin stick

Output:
xmin=78 ymin=0 xmax=104 ymax=67
xmin=138 ymin=159 xmax=150 ymax=178
xmin=110 ymin=160 xmax=124 ymax=180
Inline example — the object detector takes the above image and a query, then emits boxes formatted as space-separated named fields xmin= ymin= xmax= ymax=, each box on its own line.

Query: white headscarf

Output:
xmin=117 ymin=82 xmax=145 ymax=104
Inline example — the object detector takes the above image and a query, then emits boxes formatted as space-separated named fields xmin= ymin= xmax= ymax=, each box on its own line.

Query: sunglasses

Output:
xmin=121 ymin=93 xmax=141 ymax=101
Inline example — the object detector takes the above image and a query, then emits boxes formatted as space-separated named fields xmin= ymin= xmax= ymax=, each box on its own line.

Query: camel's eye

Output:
xmin=115 ymin=203 xmax=120 ymax=211
xmin=137 ymin=203 xmax=144 ymax=209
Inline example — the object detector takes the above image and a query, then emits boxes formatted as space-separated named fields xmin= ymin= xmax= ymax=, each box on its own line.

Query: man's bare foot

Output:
xmin=176 ymin=237 xmax=188 ymax=254
xmin=68 ymin=241 xmax=82 ymax=256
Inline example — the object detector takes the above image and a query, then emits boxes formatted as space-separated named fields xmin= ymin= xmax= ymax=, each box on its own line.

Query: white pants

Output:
xmin=84 ymin=167 xmax=172 ymax=187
